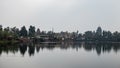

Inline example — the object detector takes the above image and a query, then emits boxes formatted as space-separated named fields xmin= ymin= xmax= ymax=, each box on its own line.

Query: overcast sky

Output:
xmin=0 ymin=0 xmax=120 ymax=33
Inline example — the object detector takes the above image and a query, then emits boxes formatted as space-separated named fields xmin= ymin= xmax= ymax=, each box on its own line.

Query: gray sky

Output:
xmin=0 ymin=0 xmax=120 ymax=33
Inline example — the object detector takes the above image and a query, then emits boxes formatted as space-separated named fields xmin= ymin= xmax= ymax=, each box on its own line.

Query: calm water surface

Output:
xmin=0 ymin=42 xmax=120 ymax=68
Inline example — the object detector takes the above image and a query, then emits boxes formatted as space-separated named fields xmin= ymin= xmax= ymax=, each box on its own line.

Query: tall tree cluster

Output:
xmin=83 ymin=27 xmax=120 ymax=41
xmin=28 ymin=26 xmax=35 ymax=37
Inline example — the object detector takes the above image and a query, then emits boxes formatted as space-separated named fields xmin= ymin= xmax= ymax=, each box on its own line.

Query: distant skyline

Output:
xmin=1 ymin=0 xmax=120 ymax=33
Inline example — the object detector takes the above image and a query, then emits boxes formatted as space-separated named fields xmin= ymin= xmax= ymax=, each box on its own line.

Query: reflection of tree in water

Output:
xmin=0 ymin=47 xmax=2 ymax=55
xmin=0 ymin=42 xmax=120 ymax=56
xmin=0 ymin=44 xmax=19 ymax=56
xmin=35 ymin=45 xmax=40 ymax=53
xmin=28 ymin=43 xmax=35 ymax=56
xmin=19 ymin=43 xmax=27 ymax=56
xmin=113 ymin=44 xmax=120 ymax=52
xmin=84 ymin=42 xmax=120 ymax=55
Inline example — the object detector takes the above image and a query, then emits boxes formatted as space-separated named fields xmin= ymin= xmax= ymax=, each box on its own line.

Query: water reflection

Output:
xmin=0 ymin=42 xmax=120 ymax=56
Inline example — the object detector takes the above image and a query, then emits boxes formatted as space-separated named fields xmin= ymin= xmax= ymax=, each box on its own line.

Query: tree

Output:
xmin=36 ymin=28 xmax=41 ymax=36
xmin=3 ymin=27 xmax=11 ymax=39
xmin=0 ymin=25 xmax=2 ymax=31
xmin=20 ymin=26 xmax=27 ymax=37
xmin=112 ymin=31 xmax=120 ymax=41
xmin=4 ymin=27 xmax=10 ymax=32
xmin=11 ymin=27 xmax=20 ymax=39
xmin=106 ymin=31 xmax=112 ymax=41
xmin=35 ymin=28 xmax=41 ymax=38
xmin=96 ymin=26 xmax=102 ymax=36
xmin=29 ymin=25 xmax=35 ymax=37
xmin=0 ymin=25 xmax=3 ymax=40
xmin=84 ymin=31 xmax=93 ymax=41
xmin=95 ymin=26 xmax=102 ymax=41
xmin=102 ymin=31 xmax=112 ymax=41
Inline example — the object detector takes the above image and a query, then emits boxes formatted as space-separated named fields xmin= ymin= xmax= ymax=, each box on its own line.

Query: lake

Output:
xmin=0 ymin=42 xmax=120 ymax=68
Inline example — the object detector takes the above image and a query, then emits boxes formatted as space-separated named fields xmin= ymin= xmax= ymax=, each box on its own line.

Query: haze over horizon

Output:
xmin=1 ymin=0 xmax=120 ymax=33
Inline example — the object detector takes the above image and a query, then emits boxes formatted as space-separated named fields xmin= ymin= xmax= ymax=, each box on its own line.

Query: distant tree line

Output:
xmin=0 ymin=25 xmax=37 ymax=39
xmin=0 ymin=25 xmax=120 ymax=42
xmin=83 ymin=27 xmax=120 ymax=42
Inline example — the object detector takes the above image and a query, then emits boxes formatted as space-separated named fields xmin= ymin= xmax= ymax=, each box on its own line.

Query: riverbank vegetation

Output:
xmin=0 ymin=25 xmax=120 ymax=43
